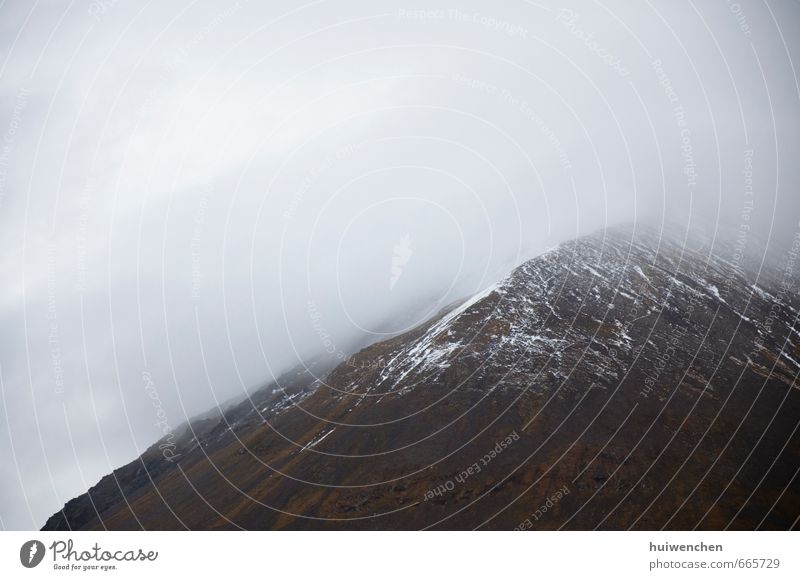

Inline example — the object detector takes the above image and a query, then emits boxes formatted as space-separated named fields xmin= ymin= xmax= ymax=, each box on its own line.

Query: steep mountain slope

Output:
xmin=43 ymin=224 xmax=800 ymax=530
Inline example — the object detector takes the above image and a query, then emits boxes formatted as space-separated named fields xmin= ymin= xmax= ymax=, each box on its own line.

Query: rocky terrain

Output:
xmin=43 ymin=224 xmax=800 ymax=530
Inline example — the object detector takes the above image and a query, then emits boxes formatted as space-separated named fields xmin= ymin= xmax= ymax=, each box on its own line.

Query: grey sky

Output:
xmin=0 ymin=0 xmax=798 ymax=529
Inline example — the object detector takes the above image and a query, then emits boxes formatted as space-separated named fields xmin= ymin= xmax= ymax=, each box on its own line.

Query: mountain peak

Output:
xmin=43 ymin=224 xmax=800 ymax=531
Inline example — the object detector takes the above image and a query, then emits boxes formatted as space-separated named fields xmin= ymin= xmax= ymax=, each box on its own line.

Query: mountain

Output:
xmin=43 ymin=224 xmax=800 ymax=530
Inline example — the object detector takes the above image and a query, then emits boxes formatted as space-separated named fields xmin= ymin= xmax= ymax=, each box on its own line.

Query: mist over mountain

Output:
xmin=1 ymin=0 xmax=799 ymax=530
xmin=43 ymin=224 xmax=800 ymax=530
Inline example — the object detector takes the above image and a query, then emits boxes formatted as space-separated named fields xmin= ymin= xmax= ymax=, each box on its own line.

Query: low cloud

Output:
xmin=0 ymin=0 xmax=798 ymax=528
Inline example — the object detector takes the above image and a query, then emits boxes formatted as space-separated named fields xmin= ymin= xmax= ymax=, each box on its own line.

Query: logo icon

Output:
xmin=20 ymin=540 xmax=45 ymax=568
xmin=390 ymin=233 xmax=413 ymax=291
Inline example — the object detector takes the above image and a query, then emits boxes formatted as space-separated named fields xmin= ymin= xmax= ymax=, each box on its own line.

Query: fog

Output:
xmin=0 ymin=0 xmax=798 ymax=529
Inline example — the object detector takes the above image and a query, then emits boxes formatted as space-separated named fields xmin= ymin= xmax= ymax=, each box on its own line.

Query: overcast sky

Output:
xmin=0 ymin=0 xmax=798 ymax=529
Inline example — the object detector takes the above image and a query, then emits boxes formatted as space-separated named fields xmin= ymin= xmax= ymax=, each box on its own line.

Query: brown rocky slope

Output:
xmin=43 ymin=224 xmax=800 ymax=530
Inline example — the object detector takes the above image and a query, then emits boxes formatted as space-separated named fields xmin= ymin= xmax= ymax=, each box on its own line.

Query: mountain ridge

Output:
xmin=43 ymin=223 xmax=800 ymax=530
